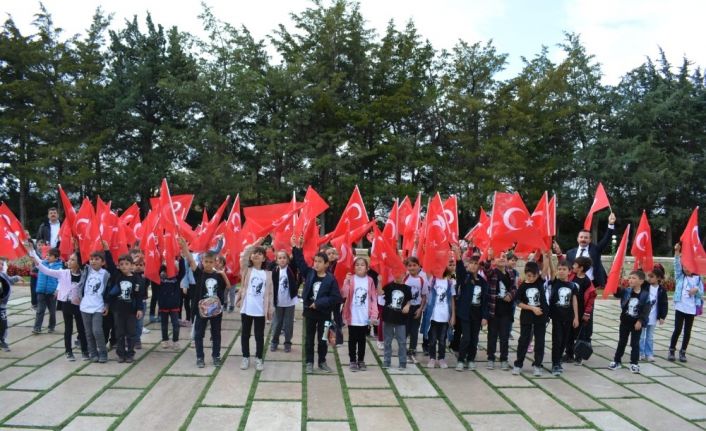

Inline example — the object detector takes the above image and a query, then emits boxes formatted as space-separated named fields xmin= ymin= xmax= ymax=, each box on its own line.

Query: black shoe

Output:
xmin=65 ymin=352 xmax=76 ymax=362
xmin=0 ymin=341 xmax=10 ymax=352
xmin=213 ymin=357 xmax=221 ymax=367
xmin=667 ymin=349 xmax=676 ymax=361
xmin=318 ymin=362 xmax=333 ymax=373
xmin=679 ymin=350 xmax=687 ymax=363
xmin=196 ymin=358 xmax=205 ymax=368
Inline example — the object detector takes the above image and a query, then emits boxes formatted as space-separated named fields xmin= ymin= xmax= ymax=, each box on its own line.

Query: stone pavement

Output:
xmin=2 ymin=284 xmax=706 ymax=430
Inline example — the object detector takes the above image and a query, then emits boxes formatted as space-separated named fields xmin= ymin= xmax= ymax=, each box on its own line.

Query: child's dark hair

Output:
xmin=47 ymin=248 xmax=60 ymax=259
xmin=216 ymin=255 xmax=226 ymax=265
xmin=405 ymin=256 xmax=420 ymax=266
xmin=557 ymin=259 xmax=571 ymax=269
xmin=651 ymin=264 xmax=665 ymax=280
xmin=275 ymin=250 xmax=291 ymax=262
xmin=630 ymin=269 xmax=646 ymax=280
xmin=442 ymin=267 xmax=453 ymax=278
xmin=467 ymin=255 xmax=480 ymax=263
xmin=524 ymin=261 xmax=540 ymax=275
xmin=203 ymin=251 xmax=218 ymax=260
xmin=574 ymin=256 xmax=592 ymax=273
xmin=118 ymin=254 xmax=134 ymax=264
xmin=314 ymin=252 xmax=329 ymax=264
xmin=353 ymin=257 xmax=369 ymax=270
xmin=89 ymin=250 xmax=105 ymax=261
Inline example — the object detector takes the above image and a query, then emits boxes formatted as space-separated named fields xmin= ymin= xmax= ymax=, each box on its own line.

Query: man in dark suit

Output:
xmin=557 ymin=212 xmax=616 ymax=289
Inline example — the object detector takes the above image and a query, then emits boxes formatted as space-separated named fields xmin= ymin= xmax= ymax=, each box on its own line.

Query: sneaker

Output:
xmin=647 ymin=355 xmax=656 ymax=362
xmin=527 ymin=343 xmax=534 ymax=353
xmin=98 ymin=354 xmax=108 ymax=363
xmin=65 ymin=352 xmax=76 ymax=362
xmin=213 ymin=357 xmax=221 ymax=367
xmin=31 ymin=329 xmax=41 ymax=334
xmin=358 ymin=362 xmax=367 ymax=371
xmin=161 ymin=341 xmax=170 ymax=349
xmin=284 ymin=345 xmax=292 ymax=353
xmin=608 ymin=361 xmax=622 ymax=370
xmin=240 ymin=357 xmax=250 ymax=370
xmin=349 ymin=362 xmax=359 ymax=372
xmin=398 ymin=365 xmax=407 ymax=373
xmin=149 ymin=315 xmax=158 ymax=323
xmin=487 ymin=360 xmax=495 ymax=370
xmin=90 ymin=355 xmax=98 ymax=363
xmin=439 ymin=359 xmax=448 ymax=369
xmin=667 ymin=349 xmax=676 ymax=361
xmin=376 ymin=341 xmax=384 ymax=349
xmin=574 ymin=359 xmax=583 ymax=366
xmin=0 ymin=341 xmax=11 ymax=352
xmin=306 ymin=362 xmax=314 ymax=374
xmin=318 ymin=362 xmax=333 ymax=373
xmin=533 ymin=366 xmax=543 ymax=377
xmin=270 ymin=344 xmax=277 ymax=352
xmin=562 ymin=354 xmax=574 ymax=364
xmin=679 ymin=350 xmax=687 ymax=363
xmin=81 ymin=352 xmax=90 ymax=361
xmin=512 ymin=366 xmax=521 ymax=375
xmin=639 ymin=354 xmax=646 ymax=361
xmin=135 ymin=341 xmax=142 ymax=350
xmin=117 ymin=356 xmax=126 ymax=363
xmin=172 ymin=342 xmax=180 ymax=350
xmin=468 ymin=361 xmax=476 ymax=371
xmin=630 ymin=363 xmax=640 ymax=374
xmin=552 ymin=365 xmax=561 ymax=376
xmin=47 ymin=328 xmax=55 ymax=334
xmin=142 ymin=327 xmax=150 ymax=334
xmin=558 ymin=365 xmax=564 ymax=374
xmin=196 ymin=358 xmax=205 ymax=368
xmin=427 ymin=359 xmax=436 ymax=369
xmin=456 ymin=362 xmax=464 ymax=372
xmin=501 ymin=361 xmax=509 ymax=371
xmin=125 ymin=357 xmax=134 ymax=364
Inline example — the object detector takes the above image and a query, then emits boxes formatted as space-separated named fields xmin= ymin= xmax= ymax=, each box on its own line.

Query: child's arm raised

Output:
xmin=178 ymin=237 xmax=197 ymax=272
xmin=103 ymin=241 xmax=117 ymax=275
xmin=291 ymin=235 xmax=311 ymax=278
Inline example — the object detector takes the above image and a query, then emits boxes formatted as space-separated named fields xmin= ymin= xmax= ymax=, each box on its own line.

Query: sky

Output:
xmin=3 ymin=0 xmax=705 ymax=84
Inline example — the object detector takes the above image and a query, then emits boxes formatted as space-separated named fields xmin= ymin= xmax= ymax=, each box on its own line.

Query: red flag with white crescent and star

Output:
xmin=631 ymin=210 xmax=653 ymax=271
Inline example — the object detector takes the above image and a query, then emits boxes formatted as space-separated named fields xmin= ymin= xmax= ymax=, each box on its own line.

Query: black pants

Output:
xmin=103 ymin=310 xmax=116 ymax=347
xmin=181 ymin=287 xmax=193 ymax=321
xmin=61 ymin=301 xmax=87 ymax=354
xmin=348 ymin=325 xmax=367 ymax=363
xmin=407 ymin=305 xmax=421 ymax=353
xmin=515 ymin=319 xmax=546 ymax=368
xmin=615 ymin=318 xmax=641 ymax=365
xmin=333 ymin=305 xmax=344 ymax=345
xmin=449 ymin=319 xmax=462 ymax=351
xmin=552 ymin=317 xmax=572 ymax=366
xmin=458 ymin=318 xmax=482 ymax=362
xmin=305 ymin=316 xmax=329 ymax=365
xmin=428 ymin=321 xmax=449 ymax=360
xmin=194 ymin=314 xmax=222 ymax=359
xmin=487 ymin=313 xmax=511 ymax=361
xmin=241 ymin=314 xmax=265 ymax=359
xmin=0 ymin=305 xmax=8 ymax=342
xmin=150 ymin=284 xmax=160 ymax=316
xmin=113 ymin=310 xmax=137 ymax=359
xmin=160 ymin=310 xmax=180 ymax=342
xmin=670 ymin=310 xmax=695 ymax=351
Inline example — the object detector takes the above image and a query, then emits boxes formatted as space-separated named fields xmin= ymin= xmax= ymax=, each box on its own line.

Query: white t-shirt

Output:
xmin=431 ymin=278 xmax=455 ymax=323
xmin=276 ymin=267 xmax=297 ymax=308
xmin=676 ymin=275 xmax=700 ymax=315
xmin=576 ymin=247 xmax=594 ymax=280
xmin=80 ymin=268 xmax=107 ymax=313
xmin=350 ymin=275 xmax=370 ymax=326
xmin=49 ymin=221 xmax=60 ymax=248
xmin=405 ymin=274 xmax=428 ymax=306
xmin=648 ymin=284 xmax=659 ymax=325
xmin=243 ymin=269 xmax=266 ymax=317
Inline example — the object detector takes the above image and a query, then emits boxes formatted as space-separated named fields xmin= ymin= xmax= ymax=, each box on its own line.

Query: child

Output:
xmin=640 ymin=265 xmax=668 ymax=362
xmin=0 ymin=267 xmax=21 ymax=351
xmin=669 ymin=243 xmax=703 ymax=362
xmin=453 ymin=247 xmax=488 ymax=372
xmin=157 ymin=256 xmax=186 ymax=350
xmin=33 ymin=248 xmax=62 ymax=334
xmin=423 ymin=262 xmax=456 ymax=369
xmin=182 ymin=238 xmax=230 ymax=368
xmin=378 ymin=273 xmax=412 ymax=370
xmin=403 ymin=257 xmax=428 ymax=364
xmin=548 ymin=259 xmax=579 ymax=376
xmin=132 ymin=257 xmax=150 ymax=350
xmin=235 ymin=239 xmax=273 ymax=371
xmin=566 ymin=256 xmax=596 ymax=365
xmin=28 ymin=246 xmax=89 ymax=361
xmin=107 ymin=254 xmax=144 ymax=363
xmin=484 ymin=250 xmax=516 ymax=370
xmin=609 ymin=270 xmax=652 ymax=373
xmin=269 ymin=251 xmax=298 ymax=353
xmin=506 ymin=253 xmax=520 ymax=341
xmin=78 ymin=247 xmax=115 ymax=363
xmin=513 ymin=260 xmax=549 ymax=377
xmin=292 ymin=235 xmax=342 ymax=374
xmin=341 ymin=257 xmax=378 ymax=372
xmin=216 ymin=255 xmax=239 ymax=313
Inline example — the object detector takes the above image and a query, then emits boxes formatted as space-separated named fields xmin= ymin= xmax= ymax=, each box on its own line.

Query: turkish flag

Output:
xmin=302 ymin=218 xmax=320 ymax=266
xmin=273 ymin=193 xmax=300 ymax=254
xmin=583 ymin=182 xmax=611 ymax=230
xmin=326 ymin=220 xmax=376 ymax=247
xmin=295 ymin=186 xmax=329 ymax=236
xmin=0 ymin=217 xmax=26 ymax=259
xmin=631 ymin=211 xmax=654 ymax=271
xmin=58 ymin=185 xmax=76 ymax=231
xmin=489 ymin=192 xmax=545 ymax=252
xmin=119 ymin=203 xmax=140 ymax=246
xmin=328 ymin=186 xmax=369 ymax=241
xmin=465 ymin=207 xmax=491 ymax=252
xmin=422 ymin=193 xmax=451 ymax=278
xmin=226 ymin=194 xmax=242 ymax=232
xmin=398 ymin=196 xmax=412 ymax=230
xmin=75 ymin=198 xmax=101 ymax=263
xmin=150 ymin=194 xmax=193 ymax=221
xmin=382 ymin=199 xmax=400 ymax=245
xmin=0 ymin=203 xmax=28 ymax=242
xmin=603 ymin=224 xmax=631 ymax=298
xmin=443 ymin=195 xmax=459 ymax=244
xmin=512 ymin=193 xmax=552 ymax=258
xmin=140 ymin=229 xmax=161 ymax=284
xmin=58 ymin=221 xmax=74 ymax=259
xmin=402 ymin=193 xmax=422 ymax=256
xmin=332 ymin=220 xmax=354 ymax=288
xmin=95 ymin=197 xmax=116 ymax=245
xmin=370 ymin=225 xmax=406 ymax=283
xmin=244 ymin=202 xmax=302 ymax=238
xmin=192 ymin=196 xmax=230 ymax=252
xmin=679 ymin=207 xmax=706 ymax=275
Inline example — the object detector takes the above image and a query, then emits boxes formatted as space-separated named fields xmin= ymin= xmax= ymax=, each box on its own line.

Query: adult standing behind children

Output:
xmin=557 ymin=212 xmax=616 ymax=289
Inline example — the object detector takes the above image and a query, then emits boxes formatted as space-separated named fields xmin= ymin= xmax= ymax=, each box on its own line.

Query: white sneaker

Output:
xmin=161 ymin=341 xmax=170 ymax=349
xmin=376 ymin=341 xmax=384 ymax=349
xmin=500 ymin=361 xmax=509 ymax=371
xmin=647 ymin=355 xmax=656 ymax=362
xmin=439 ymin=359 xmax=448 ymax=369
xmin=427 ymin=359 xmax=436 ymax=368
xmin=455 ymin=362 xmax=464 ymax=372
xmin=241 ymin=357 xmax=250 ymax=370
xmin=487 ymin=360 xmax=495 ymax=370
xmin=142 ymin=327 xmax=151 ymax=334
xmin=512 ymin=366 xmax=521 ymax=375
xmin=256 ymin=358 xmax=264 ymax=371
xmin=630 ymin=364 xmax=640 ymax=374
xmin=533 ymin=366 xmax=543 ymax=377
xmin=468 ymin=361 xmax=476 ymax=371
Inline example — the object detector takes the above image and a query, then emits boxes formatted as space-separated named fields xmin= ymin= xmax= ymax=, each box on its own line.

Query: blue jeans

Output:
xmin=34 ymin=293 xmax=56 ymax=331
xmin=640 ymin=324 xmax=655 ymax=357
xmin=133 ymin=302 xmax=146 ymax=344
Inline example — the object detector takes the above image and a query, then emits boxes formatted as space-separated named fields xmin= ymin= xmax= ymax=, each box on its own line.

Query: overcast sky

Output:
xmin=4 ymin=0 xmax=704 ymax=84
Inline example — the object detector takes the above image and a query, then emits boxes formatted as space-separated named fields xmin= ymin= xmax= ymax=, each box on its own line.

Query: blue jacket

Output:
xmin=614 ymin=285 xmax=652 ymax=326
xmin=36 ymin=260 xmax=63 ymax=294
xmin=293 ymin=247 xmax=341 ymax=320
xmin=673 ymin=255 xmax=704 ymax=306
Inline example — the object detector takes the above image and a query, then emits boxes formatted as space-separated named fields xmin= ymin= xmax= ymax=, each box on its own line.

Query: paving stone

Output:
xmin=0 ymin=390 xmax=38 ymax=422
xmin=0 ymin=331 xmax=62 ymax=359
xmin=255 ymin=382 xmax=302 ymax=400
xmin=8 ymin=355 xmax=84 ymax=390
xmin=670 ymin=366 xmax=706 ymax=387
xmin=14 ymin=347 xmax=61 ymax=366
xmin=348 ymin=389 xmax=398 ymax=406
xmin=602 ymin=397 xmax=701 ymax=431
xmin=62 ymin=416 xmax=116 ymax=431
xmin=534 ymin=378 xmax=602 ymax=410
xmin=0 ymin=366 xmax=34 ymax=387
xmin=307 ymin=421 xmax=350 ymax=431
xmin=307 ymin=375 xmax=347 ymax=420
xmin=202 ymin=357 xmax=255 ymax=406
xmin=579 ymin=411 xmax=641 ymax=431
xmin=244 ymin=401 xmax=301 ymax=431
xmin=563 ymin=366 xmax=634 ymax=398
xmin=6 ymin=376 xmax=111 ymax=427
xmin=265 ymin=345 xmax=302 ymax=361
xmin=342 ymin=363 xmax=389 ymax=388
xmin=404 ymin=398 xmax=466 ymax=431
xmin=636 ymin=362 xmax=676 ymax=377
xmin=186 ymin=407 xmax=243 ymax=431
xmin=113 ymin=351 xmax=176 ymax=388
xmin=353 ymin=407 xmax=412 ymax=431
xmin=500 ymin=387 xmax=585 ymax=428
xmin=654 ymin=376 xmax=706 ymax=394
xmin=0 ymin=358 xmax=16 ymax=370
xmin=259 ymin=361 xmax=302 ymax=382
xmin=594 ymin=368 xmax=653 ymax=383
xmin=625 ymin=383 xmax=706 ymax=420
xmin=476 ymin=366 xmax=535 ymax=387
xmin=167 ymin=348 xmax=218 ymax=376
xmin=386 ymin=366 xmax=422 ymax=375
xmin=429 ymin=369 xmax=513 ymax=413
xmin=463 ymin=414 xmax=536 ymax=431
xmin=389 ymin=374 xmax=438 ymax=397
xmin=83 ymin=388 xmax=142 ymax=415
xmin=116 ymin=376 xmax=208 ymax=430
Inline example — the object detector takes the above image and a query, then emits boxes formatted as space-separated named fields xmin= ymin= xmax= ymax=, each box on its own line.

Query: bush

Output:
xmin=7 ymin=256 xmax=33 ymax=277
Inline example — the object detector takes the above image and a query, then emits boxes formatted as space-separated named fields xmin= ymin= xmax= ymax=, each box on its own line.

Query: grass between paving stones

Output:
xmin=299 ymin=317 xmax=308 ymax=431
xmin=332 ymin=344 xmax=358 ymax=431
xmin=236 ymin=320 xmax=272 ymax=431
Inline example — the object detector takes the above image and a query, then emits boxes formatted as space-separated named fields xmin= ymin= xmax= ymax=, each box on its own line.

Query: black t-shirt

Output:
xmin=310 ymin=274 xmax=325 ymax=302
xmin=493 ymin=269 xmax=514 ymax=316
xmin=621 ymin=289 xmax=642 ymax=322
xmin=550 ymin=279 xmax=578 ymax=321
xmin=573 ymin=275 xmax=591 ymax=313
xmin=518 ymin=279 xmax=547 ymax=324
xmin=193 ymin=268 xmax=227 ymax=304
xmin=382 ymin=282 xmax=412 ymax=325
xmin=113 ymin=273 xmax=143 ymax=313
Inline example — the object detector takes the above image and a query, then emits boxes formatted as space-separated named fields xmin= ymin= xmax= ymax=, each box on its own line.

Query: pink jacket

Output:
xmin=341 ymin=275 xmax=378 ymax=326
